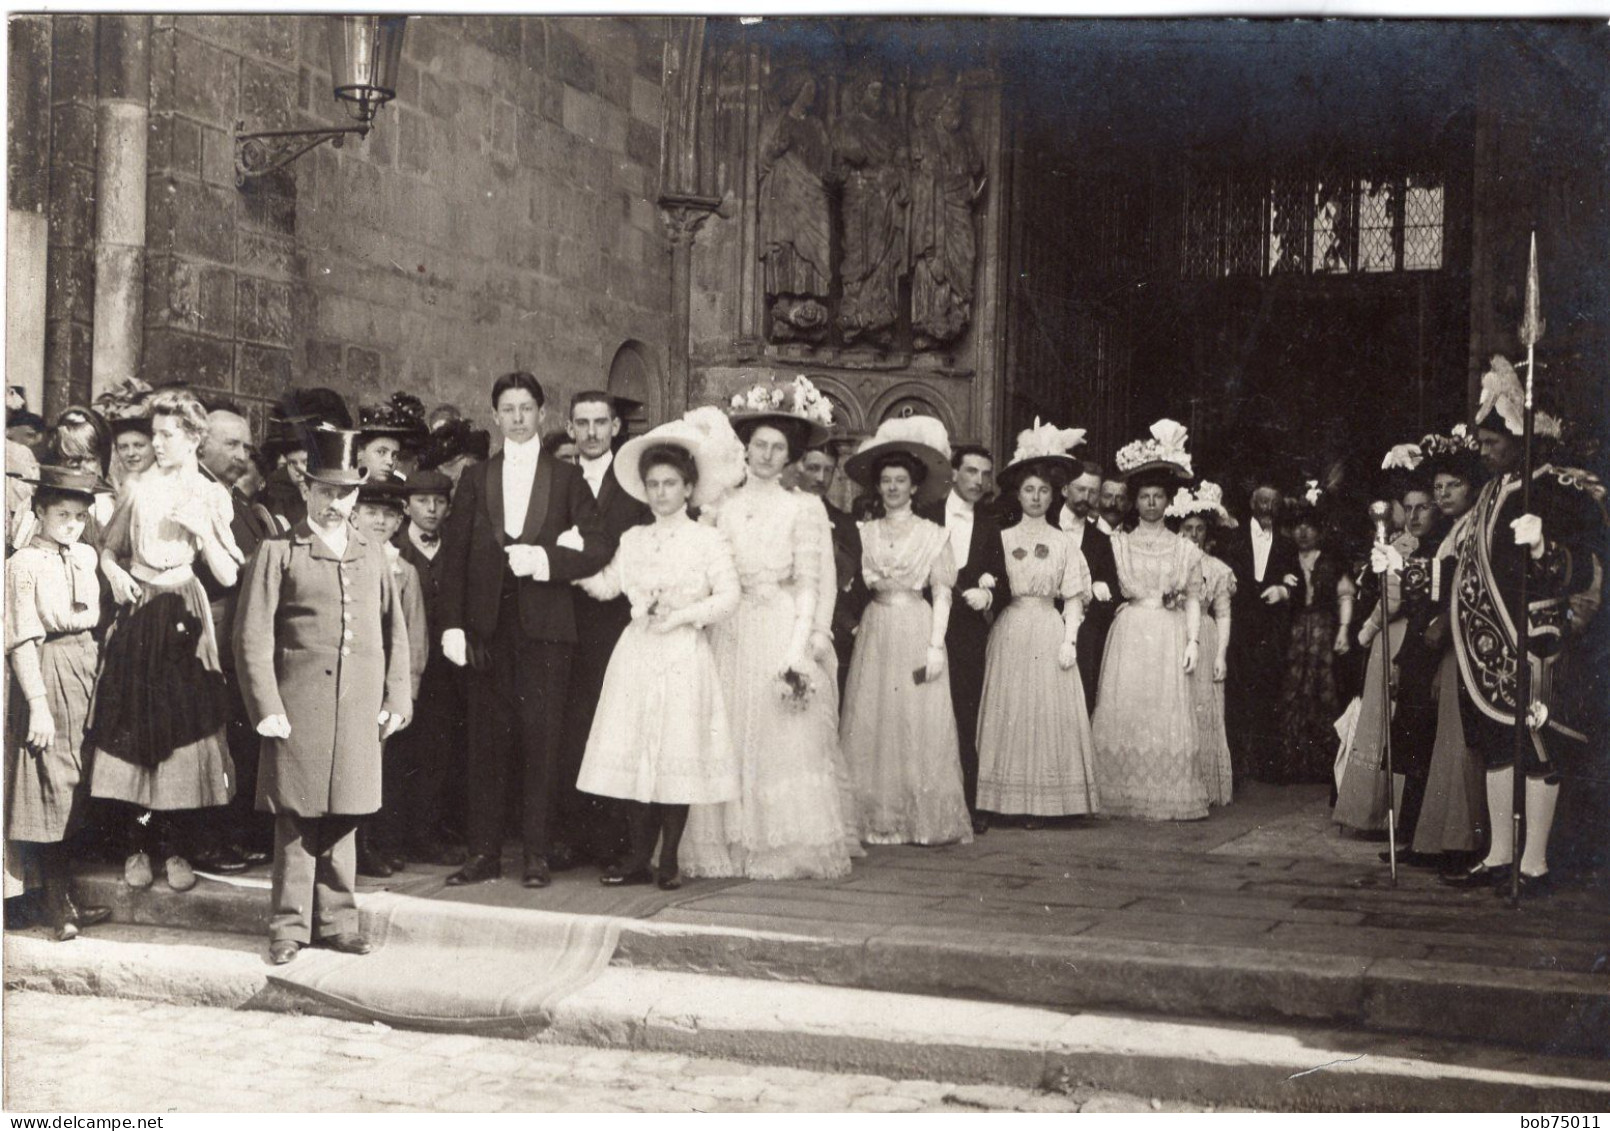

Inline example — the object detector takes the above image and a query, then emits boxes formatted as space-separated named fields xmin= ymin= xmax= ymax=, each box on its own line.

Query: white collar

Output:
xmin=580 ymin=450 xmax=612 ymax=477
xmin=1251 ymin=518 xmax=1274 ymax=539
xmin=946 ymin=490 xmax=973 ymax=515
xmin=503 ymin=435 xmax=541 ymax=463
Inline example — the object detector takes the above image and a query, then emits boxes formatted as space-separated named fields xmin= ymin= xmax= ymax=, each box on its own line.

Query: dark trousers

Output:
xmin=270 ymin=812 xmax=360 ymax=944
xmin=1227 ymin=607 xmax=1289 ymax=782
xmin=1076 ymin=610 xmax=1112 ymax=710
xmin=465 ymin=591 xmax=573 ymax=859
xmin=554 ymin=608 xmax=630 ymax=863
xmin=946 ymin=610 xmax=990 ymax=814
xmin=204 ymin=679 xmax=271 ymax=856
xmin=379 ymin=660 xmax=464 ymax=850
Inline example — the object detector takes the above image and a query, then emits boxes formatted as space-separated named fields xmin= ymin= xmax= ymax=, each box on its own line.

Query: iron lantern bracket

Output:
xmin=234 ymin=120 xmax=370 ymax=186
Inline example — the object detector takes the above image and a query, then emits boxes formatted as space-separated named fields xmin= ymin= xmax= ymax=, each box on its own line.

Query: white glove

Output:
xmin=378 ymin=710 xmax=408 ymax=741
xmin=810 ymin=628 xmax=834 ymax=662
xmin=256 ymin=714 xmax=292 ymax=739
xmin=442 ymin=628 xmax=468 ymax=668
xmin=1091 ymin=581 xmax=1112 ymax=603
xmin=506 ymin=543 xmax=548 ymax=579
xmin=1358 ymin=620 xmax=1380 ymax=648
xmin=961 ymin=587 xmax=990 ymax=612
xmin=924 ymin=645 xmax=946 ymax=682
xmin=1056 ymin=641 xmax=1077 ymax=671
xmin=1370 ymin=544 xmax=1405 ymax=575
xmin=1212 ymin=654 xmax=1228 ymax=682
xmin=1182 ymin=640 xmax=1199 ymax=675
xmin=1510 ymin=513 xmax=1544 ymax=559
xmin=1260 ymin=585 xmax=1287 ymax=605
xmin=556 ymin=526 xmax=585 ymax=552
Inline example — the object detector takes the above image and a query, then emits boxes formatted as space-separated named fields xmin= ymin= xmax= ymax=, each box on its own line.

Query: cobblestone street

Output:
xmin=2 ymin=991 xmax=1220 ymax=1113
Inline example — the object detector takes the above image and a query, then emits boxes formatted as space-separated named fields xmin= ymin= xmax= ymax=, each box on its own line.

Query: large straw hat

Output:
xmin=843 ymin=414 xmax=954 ymax=505
xmin=1115 ymin=417 xmax=1194 ymax=482
xmin=614 ymin=406 xmax=747 ymax=509
xmin=726 ymin=374 xmax=836 ymax=453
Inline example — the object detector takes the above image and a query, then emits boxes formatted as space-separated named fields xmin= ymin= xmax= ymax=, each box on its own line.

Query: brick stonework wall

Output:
xmin=140 ymin=14 xmax=670 ymax=432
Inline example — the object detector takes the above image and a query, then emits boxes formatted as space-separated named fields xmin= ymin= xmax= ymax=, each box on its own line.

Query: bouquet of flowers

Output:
xmin=1162 ymin=587 xmax=1186 ymax=611
xmin=776 ymin=665 xmax=817 ymax=711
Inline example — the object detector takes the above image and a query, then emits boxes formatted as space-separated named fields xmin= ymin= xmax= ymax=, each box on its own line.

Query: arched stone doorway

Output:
xmin=607 ymin=340 xmax=659 ymax=440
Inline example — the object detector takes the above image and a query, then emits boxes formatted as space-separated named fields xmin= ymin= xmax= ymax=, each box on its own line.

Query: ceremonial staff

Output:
xmin=1509 ymin=231 xmax=1543 ymax=909
xmin=1367 ymin=499 xmax=1398 ymax=886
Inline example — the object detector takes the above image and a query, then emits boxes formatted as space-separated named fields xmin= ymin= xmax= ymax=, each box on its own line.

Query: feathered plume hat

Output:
xmin=998 ymin=417 xmax=1086 ymax=494
xmin=1166 ymin=480 xmax=1239 ymax=527
xmin=1115 ymin=418 xmax=1193 ymax=481
xmin=844 ymin=412 xmax=954 ymax=505
xmin=616 ymin=405 xmax=747 ymax=509
xmin=1476 ymin=355 xmax=1562 ymax=440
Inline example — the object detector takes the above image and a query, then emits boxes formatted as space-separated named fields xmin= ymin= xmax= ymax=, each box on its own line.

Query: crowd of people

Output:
xmin=3 ymin=357 xmax=1604 ymax=960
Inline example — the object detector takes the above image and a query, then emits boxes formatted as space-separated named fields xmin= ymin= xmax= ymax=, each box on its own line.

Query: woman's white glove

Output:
xmin=256 ymin=714 xmax=292 ymax=739
xmin=1358 ymin=620 xmax=1380 ymax=648
xmin=924 ymin=645 xmax=946 ymax=682
xmin=1056 ymin=641 xmax=1077 ymax=671
xmin=1182 ymin=640 xmax=1199 ymax=675
xmin=442 ymin=628 xmax=468 ymax=668
xmin=1212 ymin=654 xmax=1228 ymax=683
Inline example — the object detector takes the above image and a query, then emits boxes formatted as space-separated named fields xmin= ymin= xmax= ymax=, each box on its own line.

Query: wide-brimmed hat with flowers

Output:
xmin=997 ymin=417 xmax=1086 ymax=495
xmin=727 ymin=374 xmax=835 ymax=454
xmin=1115 ymin=418 xmax=1193 ymax=481
xmin=1166 ymin=480 xmax=1239 ymax=528
xmin=1418 ymin=425 xmax=1485 ymax=486
xmin=616 ymin=406 xmax=747 ymax=509
xmin=843 ymin=413 xmax=954 ymax=505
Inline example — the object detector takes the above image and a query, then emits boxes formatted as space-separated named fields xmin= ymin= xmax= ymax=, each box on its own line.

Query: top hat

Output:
xmin=302 ymin=427 xmax=368 ymax=488
xmin=264 ymin=388 xmax=353 ymax=458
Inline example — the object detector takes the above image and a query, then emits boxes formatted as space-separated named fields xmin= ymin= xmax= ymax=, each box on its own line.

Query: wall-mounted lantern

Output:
xmin=234 ymin=15 xmax=407 ymax=186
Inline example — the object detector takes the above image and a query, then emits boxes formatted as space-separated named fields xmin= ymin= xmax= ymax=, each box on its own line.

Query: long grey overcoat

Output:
xmin=233 ymin=522 xmax=411 ymax=817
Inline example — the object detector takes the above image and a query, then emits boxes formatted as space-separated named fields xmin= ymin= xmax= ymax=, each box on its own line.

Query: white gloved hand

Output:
xmin=556 ymin=526 xmax=585 ymax=552
xmin=810 ymin=629 xmax=834 ymax=662
xmin=1358 ymin=621 xmax=1380 ymax=648
xmin=1260 ymin=585 xmax=1287 ymax=605
xmin=1091 ymin=581 xmax=1112 ymax=603
xmin=1056 ymin=641 xmax=1078 ymax=671
xmin=256 ymin=714 xmax=292 ymax=739
xmin=506 ymin=544 xmax=546 ymax=578
xmin=961 ymin=587 xmax=990 ymax=612
xmin=1212 ymin=654 xmax=1228 ymax=683
xmin=1182 ymin=640 xmax=1199 ymax=675
xmin=924 ymin=645 xmax=946 ymax=683
xmin=1370 ymin=544 xmax=1405 ymax=575
xmin=442 ymin=628 xmax=468 ymax=668
xmin=1510 ymin=513 xmax=1544 ymax=559
xmin=378 ymin=710 xmax=409 ymax=741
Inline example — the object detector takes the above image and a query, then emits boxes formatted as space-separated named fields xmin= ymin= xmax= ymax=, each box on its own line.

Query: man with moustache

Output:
xmin=1222 ymin=478 xmax=1300 ymax=783
xmin=1098 ymin=475 xmax=1133 ymax=535
xmin=1056 ymin=459 xmax=1119 ymax=708
xmin=552 ymin=391 xmax=651 ymax=871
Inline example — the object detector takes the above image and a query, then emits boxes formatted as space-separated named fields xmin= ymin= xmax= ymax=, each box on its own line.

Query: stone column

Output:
xmin=659 ymin=192 xmax=721 ymax=414
xmin=7 ymin=17 xmax=53 ymax=415
xmin=43 ymin=15 xmax=99 ymax=418
xmin=90 ymin=14 xmax=150 ymax=398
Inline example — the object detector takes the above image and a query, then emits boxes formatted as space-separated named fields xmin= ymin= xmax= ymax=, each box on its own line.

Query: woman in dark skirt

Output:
xmin=6 ymin=467 xmax=113 ymax=939
xmin=90 ymin=388 xmax=243 ymax=892
xmin=1279 ymin=491 xmax=1352 ymax=784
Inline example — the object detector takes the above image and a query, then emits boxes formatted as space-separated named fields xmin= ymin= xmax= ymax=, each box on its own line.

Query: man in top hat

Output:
xmin=1222 ymin=476 xmax=1301 ymax=783
xmin=552 ymin=390 xmax=651 ymax=871
xmin=1055 ymin=459 xmax=1120 ymax=709
xmin=390 ymin=467 xmax=467 ymax=864
xmin=436 ymin=372 xmax=615 ymax=889
xmin=233 ymin=427 xmax=412 ymax=964
xmin=927 ymin=442 xmax=1010 ymax=835
xmin=259 ymin=388 xmax=352 ymax=530
xmin=1439 ymin=359 xmax=1605 ymax=895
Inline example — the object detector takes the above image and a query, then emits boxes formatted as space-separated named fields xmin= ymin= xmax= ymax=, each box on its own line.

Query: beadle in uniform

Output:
xmin=233 ymin=427 xmax=412 ymax=965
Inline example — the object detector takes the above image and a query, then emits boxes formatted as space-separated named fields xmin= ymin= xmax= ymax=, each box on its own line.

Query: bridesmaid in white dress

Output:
xmin=682 ymin=380 xmax=853 ymax=881
xmin=840 ymin=416 xmax=974 ymax=846
xmin=1169 ymin=482 xmax=1237 ymax=806
xmin=575 ymin=410 xmax=745 ymax=890
xmin=1091 ymin=421 xmax=1207 ymax=821
xmin=975 ymin=422 xmax=1099 ymax=824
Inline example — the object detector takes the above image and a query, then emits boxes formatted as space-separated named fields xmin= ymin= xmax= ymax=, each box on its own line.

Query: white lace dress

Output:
xmin=681 ymin=478 xmax=854 ymax=880
xmin=575 ymin=514 xmax=741 ymax=804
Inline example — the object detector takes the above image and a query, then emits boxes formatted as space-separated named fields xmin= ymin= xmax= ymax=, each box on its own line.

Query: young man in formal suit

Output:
xmin=1055 ymin=460 xmax=1119 ymax=709
xmin=931 ymin=444 xmax=1010 ymax=835
xmin=553 ymin=391 xmax=652 ymax=871
xmin=389 ymin=469 xmax=466 ymax=865
xmin=1222 ymin=479 xmax=1300 ymax=784
xmin=436 ymin=372 xmax=616 ymax=889
xmin=796 ymin=442 xmax=866 ymax=695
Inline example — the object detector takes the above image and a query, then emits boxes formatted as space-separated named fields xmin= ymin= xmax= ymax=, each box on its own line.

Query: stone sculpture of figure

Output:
xmin=909 ymin=86 xmax=985 ymax=350
xmin=832 ymin=75 xmax=908 ymax=348
xmin=759 ymin=72 xmax=833 ymax=342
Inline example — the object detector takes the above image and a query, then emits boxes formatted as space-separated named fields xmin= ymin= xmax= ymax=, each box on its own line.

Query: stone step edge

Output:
xmin=5 ymin=924 xmax=1608 ymax=1113
xmin=69 ymin=872 xmax=1610 ymax=1059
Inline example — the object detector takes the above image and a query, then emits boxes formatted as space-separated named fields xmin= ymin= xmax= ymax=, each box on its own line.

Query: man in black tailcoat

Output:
xmin=1222 ymin=478 xmax=1300 ymax=784
xmin=1054 ymin=459 xmax=1119 ymax=709
xmin=795 ymin=441 xmax=866 ymax=695
xmin=926 ymin=443 xmax=1010 ymax=835
xmin=436 ymin=372 xmax=616 ymax=889
xmin=553 ymin=391 xmax=652 ymax=871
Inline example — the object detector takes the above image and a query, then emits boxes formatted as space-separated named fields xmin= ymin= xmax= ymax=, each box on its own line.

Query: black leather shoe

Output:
xmin=314 ymin=932 xmax=373 ymax=955
xmin=1496 ymin=870 xmax=1555 ymax=899
xmin=1439 ymin=862 xmax=1511 ymax=889
xmin=656 ymin=870 xmax=683 ymax=891
xmin=972 ymin=814 xmax=990 ymax=836
xmin=445 ymin=853 xmax=502 ymax=886
xmin=356 ymin=842 xmax=394 ymax=878
xmin=522 ymin=855 xmax=551 ymax=889
xmin=193 ymin=848 xmax=250 ymax=876
xmin=1380 ymin=847 xmax=1440 ymax=869
xmin=237 ymin=846 xmax=271 ymax=867
xmin=599 ymin=866 xmax=654 ymax=887
xmin=269 ymin=940 xmax=301 ymax=965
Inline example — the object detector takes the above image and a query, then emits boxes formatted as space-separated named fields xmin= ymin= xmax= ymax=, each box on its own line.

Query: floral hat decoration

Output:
xmin=357 ymin=391 xmax=430 ymax=446
xmin=843 ymin=412 xmax=954 ymax=506
xmin=92 ymin=377 xmax=154 ymax=436
xmin=1115 ymin=418 xmax=1193 ymax=481
xmin=1476 ymin=355 xmax=1563 ymax=440
xmin=727 ymin=373 xmax=835 ymax=453
xmin=1418 ymin=423 xmax=1485 ymax=486
xmin=615 ymin=405 xmax=747 ymax=509
xmin=1165 ymin=480 xmax=1239 ymax=528
xmin=998 ymin=417 xmax=1086 ymax=494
